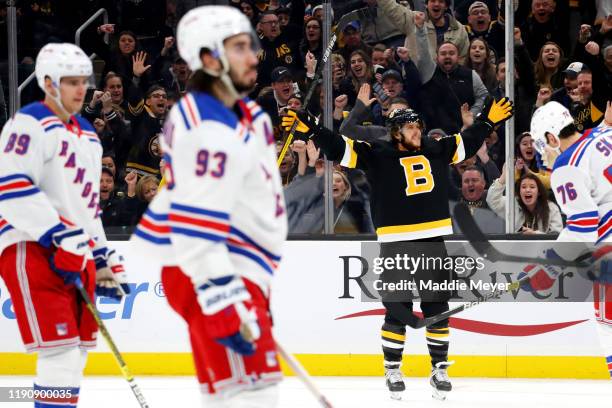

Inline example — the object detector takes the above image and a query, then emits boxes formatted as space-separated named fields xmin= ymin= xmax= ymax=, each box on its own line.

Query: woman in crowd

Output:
xmin=123 ymin=173 xmax=159 ymax=225
xmin=284 ymin=163 xmax=374 ymax=234
xmin=101 ymin=31 xmax=151 ymax=86
xmin=514 ymin=131 xmax=550 ymax=190
xmin=240 ymin=0 xmax=260 ymax=27
xmin=465 ymin=38 xmax=498 ymax=93
xmin=534 ymin=41 xmax=566 ymax=90
xmin=487 ymin=165 xmax=563 ymax=234
xmin=338 ymin=49 xmax=374 ymax=107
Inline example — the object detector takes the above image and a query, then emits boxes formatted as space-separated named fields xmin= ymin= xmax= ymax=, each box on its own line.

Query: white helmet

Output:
xmin=530 ymin=101 xmax=574 ymax=157
xmin=35 ymin=43 xmax=92 ymax=90
xmin=177 ymin=5 xmax=254 ymax=73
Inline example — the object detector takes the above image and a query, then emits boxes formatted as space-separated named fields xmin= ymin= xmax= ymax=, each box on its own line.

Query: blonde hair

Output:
xmin=136 ymin=176 xmax=159 ymax=201
xmin=333 ymin=170 xmax=352 ymax=202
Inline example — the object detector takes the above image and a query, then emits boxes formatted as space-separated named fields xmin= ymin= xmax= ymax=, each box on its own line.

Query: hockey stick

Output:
xmin=75 ymin=278 xmax=150 ymax=408
xmin=276 ymin=340 xmax=334 ymax=408
xmin=276 ymin=6 xmax=371 ymax=167
xmin=401 ymin=203 xmax=593 ymax=329
xmin=453 ymin=203 xmax=591 ymax=268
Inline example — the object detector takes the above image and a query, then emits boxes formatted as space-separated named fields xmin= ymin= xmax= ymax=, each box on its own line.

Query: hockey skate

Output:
xmin=429 ymin=361 xmax=454 ymax=400
xmin=385 ymin=367 xmax=405 ymax=400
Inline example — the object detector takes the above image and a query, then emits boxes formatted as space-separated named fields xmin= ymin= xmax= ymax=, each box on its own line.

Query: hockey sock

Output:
xmin=33 ymin=384 xmax=79 ymax=407
xmin=34 ymin=347 xmax=86 ymax=407
xmin=425 ymin=325 xmax=449 ymax=367
xmin=382 ymin=322 xmax=406 ymax=369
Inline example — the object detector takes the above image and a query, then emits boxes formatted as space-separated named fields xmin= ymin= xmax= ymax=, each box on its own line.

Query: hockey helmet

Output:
xmin=177 ymin=5 xmax=255 ymax=72
xmin=35 ymin=43 xmax=92 ymax=91
xmin=386 ymin=108 xmax=423 ymax=129
xmin=530 ymin=101 xmax=574 ymax=157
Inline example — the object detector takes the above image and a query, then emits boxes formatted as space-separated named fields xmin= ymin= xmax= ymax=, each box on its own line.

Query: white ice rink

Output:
xmin=0 ymin=376 xmax=610 ymax=408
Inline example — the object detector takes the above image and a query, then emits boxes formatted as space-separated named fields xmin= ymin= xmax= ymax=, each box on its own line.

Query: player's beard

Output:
xmin=229 ymin=66 xmax=258 ymax=94
xmin=399 ymin=130 xmax=421 ymax=151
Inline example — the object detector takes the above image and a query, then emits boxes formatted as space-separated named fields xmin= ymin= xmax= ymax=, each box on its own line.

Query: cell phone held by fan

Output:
xmin=372 ymin=82 xmax=389 ymax=103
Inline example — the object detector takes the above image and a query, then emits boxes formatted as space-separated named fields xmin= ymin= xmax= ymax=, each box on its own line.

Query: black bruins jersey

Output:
xmin=313 ymin=122 xmax=490 ymax=241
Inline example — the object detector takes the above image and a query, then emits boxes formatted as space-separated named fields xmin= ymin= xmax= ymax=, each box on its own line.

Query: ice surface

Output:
xmin=1 ymin=376 xmax=610 ymax=407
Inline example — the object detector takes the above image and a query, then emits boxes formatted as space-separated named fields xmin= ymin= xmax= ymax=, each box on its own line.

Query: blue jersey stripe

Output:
xmin=568 ymin=211 xmax=599 ymax=220
xmin=252 ymin=110 xmax=265 ymax=122
xmin=600 ymin=210 xmax=611 ymax=225
xmin=43 ymin=123 xmax=65 ymax=132
xmin=598 ymin=228 xmax=611 ymax=243
xmin=170 ymin=203 xmax=230 ymax=220
xmin=0 ymin=224 xmax=14 ymax=236
xmin=574 ymin=137 xmax=596 ymax=166
xmin=170 ymin=226 xmax=226 ymax=242
xmin=143 ymin=209 xmax=169 ymax=222
xmin=228 ymin=244 xmax=274 ymax=275
xmin=0 ymin=187 xmax=41 ymax=201
xmin=0 ymin=173 xmax=34 ymax=184
xmin=567 ymin=225 xmax=597 ymax=233
xmin=229 ymin=226 xmax=281 ymax=261
xmin=133 ymin=228 xmax=171 ymax=245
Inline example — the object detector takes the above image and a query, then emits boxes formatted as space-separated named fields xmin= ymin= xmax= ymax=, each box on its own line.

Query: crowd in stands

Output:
xmin=0 ymin=0 xmax=610 ymax=235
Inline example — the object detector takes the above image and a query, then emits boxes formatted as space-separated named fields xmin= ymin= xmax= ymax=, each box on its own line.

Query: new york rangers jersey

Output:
xmin=0 ymin=102 xmax=106 ymax=256
xmin=551 ymin=126 xmax=612 ymax=244
xmin=132 ymin=92 xmax=287 ymax=293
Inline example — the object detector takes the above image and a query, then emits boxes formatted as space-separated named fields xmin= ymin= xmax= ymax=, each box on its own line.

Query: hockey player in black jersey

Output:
xmin=282 ymin=97 xmax=514 ymax=400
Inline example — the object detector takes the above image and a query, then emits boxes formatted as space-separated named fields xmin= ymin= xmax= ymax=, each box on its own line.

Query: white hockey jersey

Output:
xmin=0 ymin=102 xmax=107 ymax=256
xmin=132 ymin=93 xmax=287 ymax=293
xmin=551 ymin=126 xmax=612 ymax=244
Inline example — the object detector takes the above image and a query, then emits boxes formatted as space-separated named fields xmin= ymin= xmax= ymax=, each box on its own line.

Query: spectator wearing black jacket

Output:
xmin=256 ymin=9 xmax=304 ymax=88
xmin=122 ymin=173 xmax=159 ymax=226
xmin=299 ymin=16 xmax=323 ymax=65
xmin=125 ymin=82 xmax=167 ymax=180
xmin=100 ymin=166 xmax=130 ymax=227
xmin=239 ymin=0 xmax=261 ymax=27
xmin=257 ymin=66 xmax=296 ymax=136
xmin=521 ymin=0 xmax=570 ymax=61
xmin=464 ymin=1 xmax=503 ymax=59
xmin=99 ymin=32 xmax=153 ymax=87
xmin=568 ymin=36 xmax=610 ymax=131
xmin=550 ymin=61 xmax=582 ymax=109
xmin=415 ymin=20 xmax=488 ymax=136
xmin=83 ymin=73 xmax=132 ymax=165
xmin=275 ymin=3 xmax=304 ymax=41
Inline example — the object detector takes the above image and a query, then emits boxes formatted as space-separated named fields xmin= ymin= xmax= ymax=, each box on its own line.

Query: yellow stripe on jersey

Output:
xmin=451 ymin=134 xmax=466 ymax=164
xmin=126 ymin=162 xmax=161 ymax=175
xmin=381 ymin=330 xmax=406 ymax=342
xmin=340 ymin=136 xmax=358 ymax=168
xmin=377 ymin=218 xmax=452 ymax=236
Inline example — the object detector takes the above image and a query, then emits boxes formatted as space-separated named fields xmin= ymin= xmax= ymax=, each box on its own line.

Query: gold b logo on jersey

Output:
xmin=399 ymin=155 xmax=434 ymax=196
